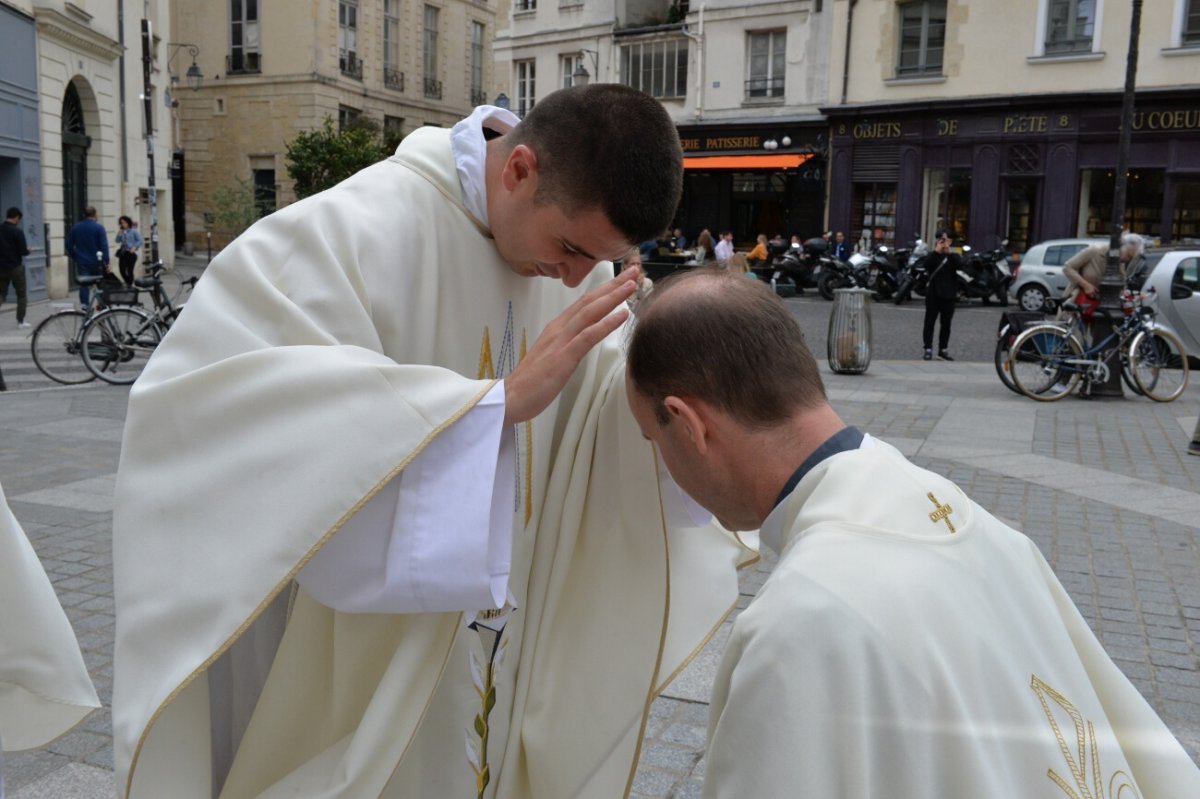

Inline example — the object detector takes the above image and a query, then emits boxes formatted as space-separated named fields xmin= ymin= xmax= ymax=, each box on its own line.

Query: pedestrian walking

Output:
xmin=115 ymin=215 xmax=143 ymax=287
xmin=65 ymin=206 xmax=111 ymax=308
xmin=0 ymin=207 xmax=31 ymax=328
xmin=922 ymin=229 xmax=961 ymax=361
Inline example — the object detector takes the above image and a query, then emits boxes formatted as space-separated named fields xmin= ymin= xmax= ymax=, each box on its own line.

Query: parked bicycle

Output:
xmin=1007 ymin=289 xmax=1189 ymax=402
xmin=29 ymin=274 xmax=134 ymax=384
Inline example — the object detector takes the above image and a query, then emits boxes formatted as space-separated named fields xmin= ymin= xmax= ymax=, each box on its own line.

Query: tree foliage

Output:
xmin=208 ymin=178 xmax=258 ymax=242
xmin=284 ymin=116 xmax=393 ymax=200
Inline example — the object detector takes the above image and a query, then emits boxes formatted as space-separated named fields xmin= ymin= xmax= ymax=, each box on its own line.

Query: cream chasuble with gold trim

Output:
xmin=0 ymin=482 xmax=100 ymax=755
xmin=113 ymin=125 xmax=751 ymax=798
xmin=705 ymin=440 xmax=1200 ymax=798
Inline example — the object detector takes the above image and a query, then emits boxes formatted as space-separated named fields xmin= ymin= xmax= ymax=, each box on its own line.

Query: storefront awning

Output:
xmin=682 ymin=153 xmax=813 ymax=170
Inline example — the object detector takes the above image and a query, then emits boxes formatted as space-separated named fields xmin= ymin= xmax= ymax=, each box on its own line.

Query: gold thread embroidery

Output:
xmin=927 ymin=492 xmax=956 ymax=533
xmin=1030 ymin=674 xmax=1144 ymax=799
xmin=478 ymin=327 xmax=494 ymax=380
xmin=521 ymin=330 xmax=532 ymax=527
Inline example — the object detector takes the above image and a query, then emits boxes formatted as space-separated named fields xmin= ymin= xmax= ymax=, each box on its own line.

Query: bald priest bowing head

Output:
xmin=625 ymin=269 xmax=1200 ymax=798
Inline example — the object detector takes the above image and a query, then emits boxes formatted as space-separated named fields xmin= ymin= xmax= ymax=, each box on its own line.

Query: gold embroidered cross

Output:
xmin=927 ymin=492 xmax=956 ymax=533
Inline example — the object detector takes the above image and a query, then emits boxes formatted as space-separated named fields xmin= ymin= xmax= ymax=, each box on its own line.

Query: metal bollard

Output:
xmin=827 ymin=287 xmax=873 ymax=374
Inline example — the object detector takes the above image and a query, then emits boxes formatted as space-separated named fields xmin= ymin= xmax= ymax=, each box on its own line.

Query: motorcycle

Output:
xmin=816 ymin=254 xmax=858 ymax=300
xmin=956 ymin=241 xmax=1013 ymax=305
xmin=854 ymin=245 xmax=907 ymax=301
xmin=892 ymin=237 xmax=930 ymax=305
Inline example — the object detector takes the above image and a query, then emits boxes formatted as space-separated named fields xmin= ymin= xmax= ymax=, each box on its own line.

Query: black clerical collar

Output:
xmin=773 ymin=426 xmax=865 ymax=509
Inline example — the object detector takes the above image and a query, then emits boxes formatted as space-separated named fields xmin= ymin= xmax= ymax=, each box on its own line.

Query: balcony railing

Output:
xmin=745 ymin=76 xmax=784 ymax=99
xmin=340 ymin=52 xmax=363 ymax=80
xmin=470 ymin=88 xmax=488 ymax=106
xmin=226 ymin=52 xmax=261 ymax=74
xmin=423 ymin=77 xmax=443 ymax=99
xmin=384 ymin=66 xmax=405 ymax=91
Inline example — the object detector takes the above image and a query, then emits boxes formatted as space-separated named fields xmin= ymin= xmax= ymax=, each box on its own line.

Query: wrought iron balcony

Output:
xmin=423 ymin=77 xmax=443 ymax=99
xmin=384 ymin=67 xmax=405 ymax=91
xmin=340 ymin=52 xmax=363 ymax=80
xmin=745 ymin=76 xmax=784 ymax=99
xmin=226 ymin=52 xmax=261 ymax=75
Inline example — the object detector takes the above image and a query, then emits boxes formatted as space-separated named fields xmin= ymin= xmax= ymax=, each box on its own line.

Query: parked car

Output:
xmin=1127 ymin=248 xmax=1200 ymax=359
xmin=1008 ymin=238 xmax=1107 ymax=312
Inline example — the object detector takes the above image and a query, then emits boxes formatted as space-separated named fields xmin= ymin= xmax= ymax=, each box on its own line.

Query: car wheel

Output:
xmin=1018 ymin=284 xmax=1048 ymax=313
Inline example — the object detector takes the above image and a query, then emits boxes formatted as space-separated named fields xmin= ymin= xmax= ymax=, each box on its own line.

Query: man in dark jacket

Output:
xmin=65 ymin=206 xmax=110 ymax=308
xmin=921 ymin=230 xmax=962 ymax=361
xmin=0 ymin=207 xmax=31 ymax=328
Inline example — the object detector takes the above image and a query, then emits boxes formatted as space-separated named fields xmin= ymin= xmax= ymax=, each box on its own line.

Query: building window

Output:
xmin=561 ymin=53 xmax=582 ymax=88
xmin=746 ymin=30 xmax=786 ymax=99
xmin=253 ymin=168 xmax=276 ymax=217
xmin=339 ymin=0 xmax=362 ymax=79
xmin=1045 ymin=0 xmax=1095 ymax=54
xmin=515 ymin=0 xmax=536 ymax=11
xmin=471 ymin=22 xmax=486 ymax=105
xmin=923 ymin=168 xmax=971 ymax=242
xmin=1185 ymin=0 xmax=1200 ymax=45
xmin=338 ymin=105 xmax=360 ymax=131
xmin=515 ymin=59 xmax=536 ymax=117
xmin=854 ymin=184 xmax=898 ymax=248
xmin=897 ymin=1 xmax=945 ymax=76
xmin=384 ymin=0 xmax=403 ymax=90
xmin=229 ymin=0 xmax=260 ymax=74
xmin=620 ymin=38 xmax=688 ymax=99
xmin=384 ymin=115 xmax=405 ymax=150
xmin=423 ymin=5 xmax=441 ymax=99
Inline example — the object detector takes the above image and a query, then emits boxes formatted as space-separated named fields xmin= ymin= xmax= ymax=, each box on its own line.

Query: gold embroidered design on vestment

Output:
xmin=478 ymin=304 xmax=534 ymax=526
xmin=1030 ymin=673 xmax=1143 ymax=799
xmin=926 ymin=492 xmax=956 ymax=533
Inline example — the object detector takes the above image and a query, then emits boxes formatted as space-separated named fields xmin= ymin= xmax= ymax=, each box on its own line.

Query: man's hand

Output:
xmin=1079 ymin=279 xmax=1098 ymax=298
xmin=503 ymin=269 xmax=638 ymax=425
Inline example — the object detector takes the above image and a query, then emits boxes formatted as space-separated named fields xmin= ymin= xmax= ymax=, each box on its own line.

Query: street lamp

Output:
xmin=571 ymin=48 xmax=600 ymax=86
xmin=494 ymin=92 xmax=510 ymax=111
xmin=167 ymin=43 xmax=204 ymax=91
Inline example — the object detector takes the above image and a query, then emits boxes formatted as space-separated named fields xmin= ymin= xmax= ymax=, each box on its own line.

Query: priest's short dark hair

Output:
xmin=508 ymin=84 xmax=683 ymax=246
xmin=627 ymin=269 xmax=827 ymax=427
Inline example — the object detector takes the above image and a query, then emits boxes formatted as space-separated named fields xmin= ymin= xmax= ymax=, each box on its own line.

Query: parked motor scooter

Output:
xmin=955 ymin=240 xmax=1013 ymax=305
xmin=893 ymin=237 xmax=929 ymax=305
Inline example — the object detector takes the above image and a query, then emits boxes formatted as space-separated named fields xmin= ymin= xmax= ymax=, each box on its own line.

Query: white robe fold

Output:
xmin=705 ymin=440 xmax=1200 ymax=798
xmin=0 ymin=482 xmax=100 ymax=753
xmin=113 ymin=126 xmax=751 ymax=798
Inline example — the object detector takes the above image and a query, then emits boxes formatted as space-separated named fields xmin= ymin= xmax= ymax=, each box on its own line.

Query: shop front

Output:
xmin=675 ymin=120 xmax=828 ymax=247
xmin=824 ymin=90 xmax=1200 ymax=255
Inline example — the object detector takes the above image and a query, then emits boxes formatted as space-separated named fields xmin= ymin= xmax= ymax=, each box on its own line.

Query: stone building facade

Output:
xmin=173 ymin=0 xmax=499 ymax=250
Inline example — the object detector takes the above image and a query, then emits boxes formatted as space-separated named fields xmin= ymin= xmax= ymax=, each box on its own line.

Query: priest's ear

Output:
xmin=663 ymin=396 xmax=709 ymax=454
xmin=500 ymin=144 xmax=540 ymax=196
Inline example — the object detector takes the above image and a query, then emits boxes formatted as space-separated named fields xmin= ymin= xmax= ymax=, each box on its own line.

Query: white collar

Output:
xmin=449 ymin=105 xmax=521 ymax=228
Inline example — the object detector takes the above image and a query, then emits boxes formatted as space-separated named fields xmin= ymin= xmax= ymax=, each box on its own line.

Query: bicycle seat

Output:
xmin=77 ymin=274 xmax=107 ymax=286
xmin=134 ymin=276 xmax=160 ymax=289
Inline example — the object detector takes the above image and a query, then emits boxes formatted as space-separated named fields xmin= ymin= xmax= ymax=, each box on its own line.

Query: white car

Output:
xmin=1129 ymin=249 xmax=1200 ymax=359
xmin=1009 ymin=238 xmax=1107 ymax=312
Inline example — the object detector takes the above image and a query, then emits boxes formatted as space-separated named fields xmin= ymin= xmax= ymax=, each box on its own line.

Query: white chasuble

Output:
xmin=112 ymin=126 xmax=752 ymax=799
xmin=0 ymin=482 xmax=100 ymax=754
xmin=705 ymin=440 xmax=1200 ymax=798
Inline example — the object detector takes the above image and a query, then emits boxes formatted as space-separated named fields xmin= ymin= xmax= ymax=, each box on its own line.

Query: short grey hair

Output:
xmin=1120 ymin=232 xmax=1146 ymax=255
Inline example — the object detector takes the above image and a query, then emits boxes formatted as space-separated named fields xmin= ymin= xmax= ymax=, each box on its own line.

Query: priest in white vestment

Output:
xmin=112 ymin=85 xmax=751 ymax=798
xmin=625 ymin=269 xmax=1200 ymax=798
xmin=0 ymin=481 xmax=100 ymax=792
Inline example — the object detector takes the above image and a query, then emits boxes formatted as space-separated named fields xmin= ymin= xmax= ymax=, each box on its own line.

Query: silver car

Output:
xmin=1130 ymin=249 xmax=1200 ymax=358
xmin=1009 ymin=238 xmax=1108 ymax=312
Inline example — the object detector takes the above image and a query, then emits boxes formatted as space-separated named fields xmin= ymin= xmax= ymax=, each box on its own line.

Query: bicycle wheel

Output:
xmin=1009 ymin=324 xmax=1083 ymax=401
xmin=1128 ymin=328 xmax=1189 ymax=402
xmin=81 ymin=307 xmax=162 ymax=385
xmin=30 ymin=309 xmax=96 ymax=385
xmin=1119 ymin=352 xmax=1143 ymax=396
xmin=994 ymin=324 xmax=1021 ymax=395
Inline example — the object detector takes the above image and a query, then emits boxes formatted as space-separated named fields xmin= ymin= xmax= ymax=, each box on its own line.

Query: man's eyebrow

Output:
xmin=561 ymin=238 xmax=597 ymax=261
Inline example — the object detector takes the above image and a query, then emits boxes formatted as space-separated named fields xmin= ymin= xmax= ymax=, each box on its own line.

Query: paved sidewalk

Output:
xmin=2 ymin=342 xmax=1198 ymax=796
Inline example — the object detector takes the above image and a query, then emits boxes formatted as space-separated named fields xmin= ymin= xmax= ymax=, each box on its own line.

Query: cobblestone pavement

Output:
xmin=1 ymin=279 xmax=1198 ymax=796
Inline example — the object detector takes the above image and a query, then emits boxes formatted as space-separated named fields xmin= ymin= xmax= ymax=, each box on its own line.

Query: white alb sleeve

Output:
xmin=296 ymin=382 xmax=514 ymax=614
xmin=657 ymin=449 xmax=714 ymax=529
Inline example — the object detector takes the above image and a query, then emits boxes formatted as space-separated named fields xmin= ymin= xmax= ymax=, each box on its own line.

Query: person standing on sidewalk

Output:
xmin=65 ymin=206 xmax=110 ymax=308
xmin=0 ymin=207 xmax=31 ymax=328
xmin=115 ymin=215 xmax=143 ymax=288
xmin=921 ymin=229 xmax=961 ymax=361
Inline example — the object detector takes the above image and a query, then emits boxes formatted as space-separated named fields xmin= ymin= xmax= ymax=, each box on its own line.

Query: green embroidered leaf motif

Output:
xmin=478 ymin=764 xmax=490 ymax=793
xmin=485 ymin=686 xmax=496 ymax=714
xmin=474 ymin=714 xmax=486 ymax=737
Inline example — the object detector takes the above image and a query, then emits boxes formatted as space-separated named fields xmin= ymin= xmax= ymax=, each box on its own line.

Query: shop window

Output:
xmin=620 ymin=38 xmax=688 ymax=99
xmin=852 ymin=184 xmax=897 ymax=248
xmin=746 ymin=30 xmax=786 ymax=99
xmin=1173 ymin=181 xmax=1200 ymax=243
xmin=923 ymin=168 xmax=971 ymax=242
xmin=515 ymin=60 xmax=536 ymax=117
xmin=896 ymin=1 xmax=945 ymax=76
xmin=229 ymin=0 xmax=260 ymax=74
xmin=1045 ymin=0 xmax=1095 ymax=54
xmin=1079 ymin=169 xmax=1165 ymax=238
xmin=1006 ymin=180 xmax=1038 ymax=254
xmin=1186 ymin=0 xmax=1200 ymax=45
